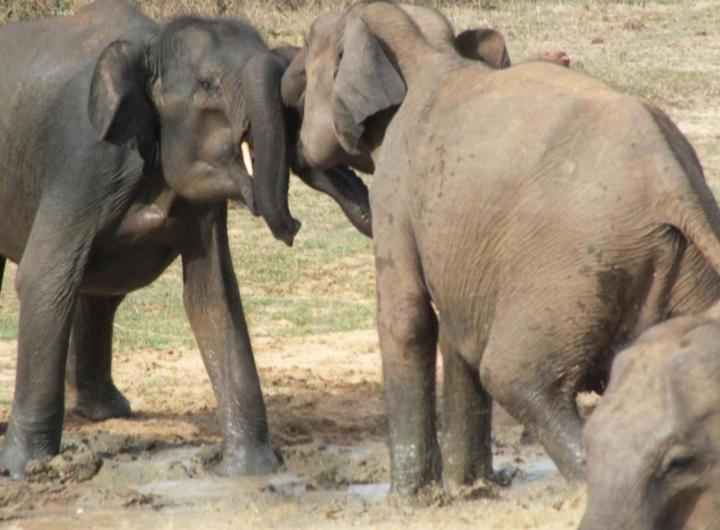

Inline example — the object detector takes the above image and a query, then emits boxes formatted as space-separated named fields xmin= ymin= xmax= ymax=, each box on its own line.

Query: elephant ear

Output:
xmin=455 ymin=28 xmax=511 ymax=69
xmin=332 ymin=16 xmax=406 ymax=156
xmin=88 ymin=40 xmax=157 ymax=159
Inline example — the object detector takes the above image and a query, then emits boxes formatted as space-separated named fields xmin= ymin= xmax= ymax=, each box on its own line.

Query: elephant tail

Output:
xmin=646 ymin=103 xmax=720 ymax=278
xmin=674 ymin=201 xmax=720 ymax=279
xmin=661 ymin=165 xmax=720 ymax=279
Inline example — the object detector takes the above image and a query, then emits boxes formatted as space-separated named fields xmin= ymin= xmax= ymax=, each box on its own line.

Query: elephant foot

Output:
xmin=389 ymin=447 xmax=443 ymax=497
xmin=215 ymin=440 xmax=283 ymax=476
xmin=388 ymin=480 xmax=446 ymax=506
xmin=0 ymin=443 xmax=31 ymax=479
xmin=443 ymin=464 xmax=518 ymax=496
xmin=68 ymin=383 xmax=132 ymax=421
xmin=0 ymin=420 xmax=61 ymax=479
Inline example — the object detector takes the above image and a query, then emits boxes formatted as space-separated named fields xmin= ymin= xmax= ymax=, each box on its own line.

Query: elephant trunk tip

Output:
xmin=276 ymin=218 xmax=301 ymax=247
xmin=240 ymin=53 xmax=300 ymax=246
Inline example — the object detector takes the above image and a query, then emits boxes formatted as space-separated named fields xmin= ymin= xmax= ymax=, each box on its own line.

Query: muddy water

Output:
xmin=2 ymin=440 xmax=569 ymax=530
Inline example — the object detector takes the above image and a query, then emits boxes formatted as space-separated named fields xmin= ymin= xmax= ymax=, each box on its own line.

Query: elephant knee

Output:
xmin=479 ymin=351 xmax=519 ymax=406
xmin=380 ymin=296 xmax=438 ymax=355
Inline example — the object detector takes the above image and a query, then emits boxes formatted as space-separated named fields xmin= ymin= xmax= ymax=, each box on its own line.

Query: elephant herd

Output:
xmin=0 ymin=1 xmax=718 ymax=528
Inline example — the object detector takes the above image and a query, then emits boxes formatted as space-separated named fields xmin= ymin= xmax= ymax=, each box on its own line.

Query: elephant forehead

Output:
xmin=158 ymin=18 xmax=264 ymax=65
xmin=308 ymin=11 xmax=345 ymax=48
xmin=161 ymin=21 xmax=213 ymax=49
xmin=584 ymin=355 xmax=673 ymax=456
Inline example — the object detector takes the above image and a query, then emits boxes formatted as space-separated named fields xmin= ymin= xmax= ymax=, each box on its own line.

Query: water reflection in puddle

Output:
xmin=346 ymin=482 xmax=391 ymax=501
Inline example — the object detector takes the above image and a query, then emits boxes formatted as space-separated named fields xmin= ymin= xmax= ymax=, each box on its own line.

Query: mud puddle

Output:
xmin=1 ymin=439 xmax=569 ymax=530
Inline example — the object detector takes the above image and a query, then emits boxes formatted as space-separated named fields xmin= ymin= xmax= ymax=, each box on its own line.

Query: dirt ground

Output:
xmin=0 ymin=333 xmax=585 ymax=529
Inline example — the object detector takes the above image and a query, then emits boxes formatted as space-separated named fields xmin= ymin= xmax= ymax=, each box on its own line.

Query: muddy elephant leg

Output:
xmin=181 ymin=203 xmax=279 ymax=476
xmin=480 ymin=328 xmax=586 ymax=480
xmin=65 ymin=294 xmax=131 ymax=421
xmin=439 ymin=333 xmax=494 ymax=489
xmin=0 ymin=209 xmax=91 ymax=477
xmin=376 ymin=232 xmax=440 ymax=495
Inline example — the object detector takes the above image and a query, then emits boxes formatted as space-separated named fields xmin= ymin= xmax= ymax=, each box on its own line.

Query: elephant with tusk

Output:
xmin=0 ymin=0 xmax=370 ymax=478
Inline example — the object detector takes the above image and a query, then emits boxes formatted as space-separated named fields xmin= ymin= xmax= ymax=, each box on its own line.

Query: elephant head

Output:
xmin=272 ymin=45 xmax=372 ymax=237
xmin=280 ymin=4 xmax=510 ymax=174
xmin=581 ymin=312 xmax=720 ymax=530
xmin=398 ymin=4 xmax=511 ymax=67
xmin=88 ymin=16 xmax=300 ymax=245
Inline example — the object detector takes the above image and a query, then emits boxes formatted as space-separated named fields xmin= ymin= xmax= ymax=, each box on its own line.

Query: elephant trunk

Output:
xmin=580 ymin=478 xmax=653 ymax=530
xmin=241 ymin=54 xmax=300 ymax=246
xmin=292 ymin=143 xmax=372 ymax=238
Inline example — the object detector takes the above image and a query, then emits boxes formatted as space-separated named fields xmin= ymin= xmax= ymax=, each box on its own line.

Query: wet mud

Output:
xmin=0 ymin=332 xmax=585 ymax=529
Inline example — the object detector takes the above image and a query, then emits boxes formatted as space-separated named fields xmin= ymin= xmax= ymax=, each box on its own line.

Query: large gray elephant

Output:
xmin=581 ymin=306 xmax=720 ymax=530
xmin=0 ymin=0 xmax=370 ymax=478
xmin=282 ymin=2 xmax=720 ymax=494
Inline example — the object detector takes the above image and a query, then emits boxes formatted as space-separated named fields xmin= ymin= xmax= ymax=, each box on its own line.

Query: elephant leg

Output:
xmin=376 ymin=230 xmax=440 ymax=495
xmin=66 ymin=294 xmax=131 ymax=421
xmin=439 ymin=332 xmax=494 ymax=489
xmin=181 ymin=203 xmax=279 ymax=475
xmin=480 ymin=328 xmax=587 ymax=480
xmin=0 ymin=207 xmax=91 ymax=477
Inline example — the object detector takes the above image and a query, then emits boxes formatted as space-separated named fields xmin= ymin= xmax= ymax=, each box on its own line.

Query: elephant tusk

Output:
xmin=241 ymin=141 xmax=254 ymax=178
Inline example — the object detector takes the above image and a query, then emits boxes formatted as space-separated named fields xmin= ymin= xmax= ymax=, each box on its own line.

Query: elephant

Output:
xmin=581 ymin=305 xmax=720 ymax=530
xmin=281 ymin=1 xmax=720 ymax=494
xmin=0 ymin=0 xmax=370 ymax=478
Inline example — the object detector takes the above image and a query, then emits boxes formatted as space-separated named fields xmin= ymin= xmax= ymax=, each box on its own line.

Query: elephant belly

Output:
xmin=80 ymin=244 xmax=180 ymax=297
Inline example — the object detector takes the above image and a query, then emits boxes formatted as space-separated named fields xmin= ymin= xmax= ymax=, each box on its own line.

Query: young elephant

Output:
xmin=581 ymin=307 xmax=720 ymax=530
xmin=282 ymin=2 xmax=720 ymax=494
xmin=0 ymin=0 xmax=369 ymax=478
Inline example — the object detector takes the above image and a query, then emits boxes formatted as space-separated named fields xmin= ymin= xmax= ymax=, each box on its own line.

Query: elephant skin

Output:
xmin=581 ymin=305 xmax=720 ymax=530
xmin=283 ymin=2 xmax=720 ymax=495
xmin=0 ymin=0 xmax=328 ymax=478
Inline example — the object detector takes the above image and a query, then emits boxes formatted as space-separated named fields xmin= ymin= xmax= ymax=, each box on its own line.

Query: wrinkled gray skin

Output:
xmin=0 ymin=0 xmax=372 ymax=479
xmin=283 ymin=2 xmax=720 ymax=494
xmin=582 ymin=306 xmax=720 ymax=530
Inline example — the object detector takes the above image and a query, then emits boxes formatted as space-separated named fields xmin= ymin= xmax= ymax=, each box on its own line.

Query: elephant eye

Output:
xmin=333 ymin=52 xmax=342 ymax=80
xmin=198 ymin=77 xmax=218 ymax=93
xmin=660 ymin=446 xmax=697 ymax=477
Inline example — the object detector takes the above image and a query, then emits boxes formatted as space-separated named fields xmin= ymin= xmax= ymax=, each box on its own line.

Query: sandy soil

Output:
xmin=0 ymin=332 xmax=586 ymax=529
